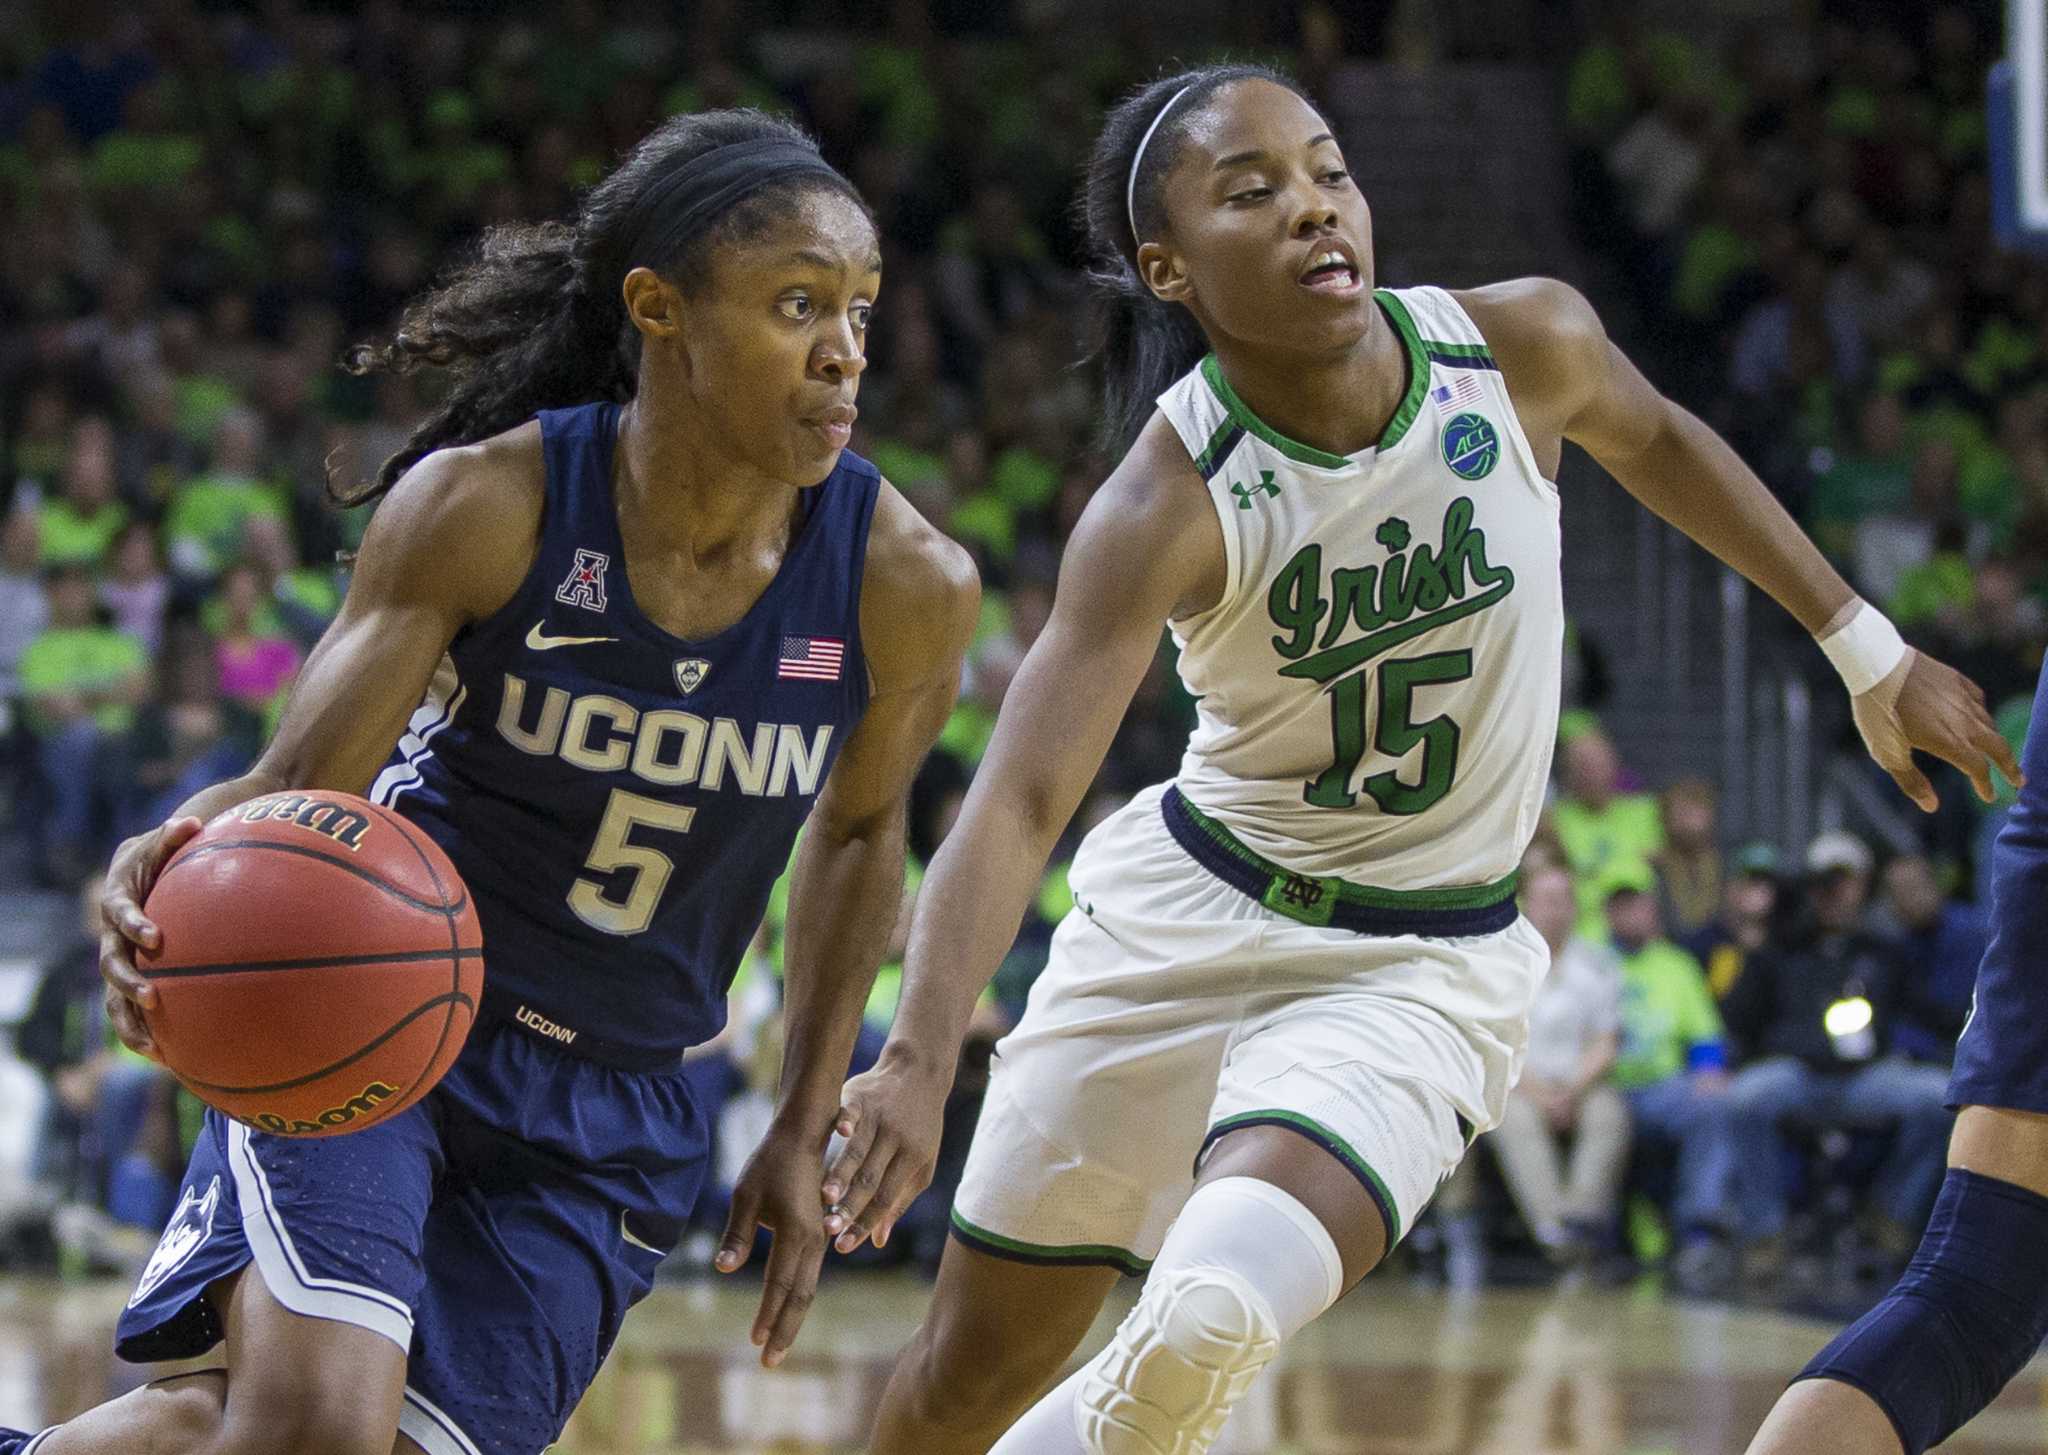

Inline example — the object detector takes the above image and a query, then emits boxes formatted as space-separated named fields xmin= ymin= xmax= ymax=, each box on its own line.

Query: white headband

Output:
xmin=1126 ymin=84 xmax=1196 ymax=244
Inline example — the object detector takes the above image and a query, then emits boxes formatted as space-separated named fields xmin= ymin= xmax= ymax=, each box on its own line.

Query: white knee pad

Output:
xmin=1073 ymin=1177 xmax=1344 ymax=1455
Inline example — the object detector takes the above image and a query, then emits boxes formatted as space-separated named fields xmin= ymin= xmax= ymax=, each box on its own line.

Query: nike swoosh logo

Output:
xmin=620 ymin=1213 xmax=665 ymax=1255
xmin=527 ymin=622 xmax=618 ymax=651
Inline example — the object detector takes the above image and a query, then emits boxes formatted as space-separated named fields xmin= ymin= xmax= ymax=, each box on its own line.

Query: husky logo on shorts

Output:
xmin=555 ymin=548 xmax=611 ymax=611
xmin=129 ymin=1175 xmax=221 ymax=1309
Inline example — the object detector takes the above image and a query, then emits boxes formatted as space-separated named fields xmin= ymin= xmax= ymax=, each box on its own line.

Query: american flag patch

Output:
xmin=1430 ymin=376 xmax=1485 ymax=408
xmin=778 ymin=635 xmax=844 ymax=681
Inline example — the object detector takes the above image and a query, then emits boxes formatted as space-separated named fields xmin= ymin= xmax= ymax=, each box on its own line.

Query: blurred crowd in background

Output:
xmin=0 ymin=0 xmax=2039 ymax=1311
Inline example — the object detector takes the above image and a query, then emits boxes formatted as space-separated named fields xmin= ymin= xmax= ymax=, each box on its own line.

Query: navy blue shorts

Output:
xmin=115 ymin=1017 xmax=708 ymax=1455
xmin=1950 ymin=661 xmax=2048 ymax=1116
xmin=1948 ymin=926 xmax=2048 ymax=1117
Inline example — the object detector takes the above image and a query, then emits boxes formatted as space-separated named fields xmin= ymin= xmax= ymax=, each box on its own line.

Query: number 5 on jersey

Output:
xmin=570 ymin=788 xmax=697 ymax=935
xmin=1306 ymin=650 xmax=1472 ymax=813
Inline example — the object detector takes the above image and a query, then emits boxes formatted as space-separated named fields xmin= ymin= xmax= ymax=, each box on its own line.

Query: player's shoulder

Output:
xmin=1450 ymin=277 xmax=1608 ymax=362
xmin=858 ymin=477 xmax=981 ymax=685
xmin=1067 ymin=412 xmax=1229 ymax=620
xmin=1097 ymin=410 xmax=1214 ymax=529
xmin=352 ymin=420 xmax=546 ymax=620
xmin=1450 ymin=277 xmax=1612 ymax=432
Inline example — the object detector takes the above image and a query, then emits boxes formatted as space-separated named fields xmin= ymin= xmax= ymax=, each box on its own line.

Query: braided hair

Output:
xmin=1079 ymin=63 xmax=1312 ymax=453
xmin=339 ymin=109 xmax=868 ymax=506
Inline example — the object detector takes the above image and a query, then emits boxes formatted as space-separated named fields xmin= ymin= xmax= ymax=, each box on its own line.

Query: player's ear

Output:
xmin=1135 ymin=242 xmax=1192 ymax=305
xmin=621 ymin=267 xmax=682 ymax=341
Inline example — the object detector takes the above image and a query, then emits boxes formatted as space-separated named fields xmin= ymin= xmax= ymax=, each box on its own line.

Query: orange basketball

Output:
xmin=137 ymin=790 xmax=484 ymax=1137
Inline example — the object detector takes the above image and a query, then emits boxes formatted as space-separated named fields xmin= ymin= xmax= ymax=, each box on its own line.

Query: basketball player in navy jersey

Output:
xmin=1748 ymin=653 xmax=2048 ymax=1454
xmin=0 ymin=110 xmax=977 ymax=1455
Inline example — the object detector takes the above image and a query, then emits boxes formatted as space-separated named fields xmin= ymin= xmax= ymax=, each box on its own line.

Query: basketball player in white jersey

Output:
xmin=821 ymin=66 xmax=2017 ymax=1454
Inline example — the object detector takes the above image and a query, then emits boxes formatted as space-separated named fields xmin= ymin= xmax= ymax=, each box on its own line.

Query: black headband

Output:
xmin=618 ymin=137 xmax=851 ymax=273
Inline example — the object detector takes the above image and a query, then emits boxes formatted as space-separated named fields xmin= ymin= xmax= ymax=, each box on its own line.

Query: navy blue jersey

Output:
xmin=370 ymin=402 xmax=877 ymax=1061
xmin=1951 ymin=655 xmax=2048 ymax=1113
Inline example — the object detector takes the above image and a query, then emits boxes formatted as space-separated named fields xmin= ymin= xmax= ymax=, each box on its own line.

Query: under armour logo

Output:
xmin=1230 ymin=471 xmax=1280 ymax=509
xmin=1277 ymin=873 xmax=1325 ymax=910
xmin=555 ymin=549 xmax=610 ymax=611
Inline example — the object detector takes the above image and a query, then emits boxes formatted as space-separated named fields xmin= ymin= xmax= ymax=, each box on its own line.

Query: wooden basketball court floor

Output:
xmin=0 ymin=1274 xmax=2042 ymax=1452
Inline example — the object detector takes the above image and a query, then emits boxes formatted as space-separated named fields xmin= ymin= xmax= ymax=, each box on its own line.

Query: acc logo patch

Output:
xmin=1440 ymin=412 xmax=1500 ymax=481
xmin=129 ymin=1175 xmax=222 ymax=1308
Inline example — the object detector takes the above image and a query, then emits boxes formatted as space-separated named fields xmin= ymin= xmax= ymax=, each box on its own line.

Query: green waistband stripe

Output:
xmin=1207 ymin=1110 xmax=1404 ymax=1246
xmin=948 ymin=1210 xmax=1153 ymax=1276
xmin=1172 ymin=792 xmax=1517 ymax=911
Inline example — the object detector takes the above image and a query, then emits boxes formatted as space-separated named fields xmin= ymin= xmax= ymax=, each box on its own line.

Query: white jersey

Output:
xmin=1158 ymin=284 xmax=1563 ymax=891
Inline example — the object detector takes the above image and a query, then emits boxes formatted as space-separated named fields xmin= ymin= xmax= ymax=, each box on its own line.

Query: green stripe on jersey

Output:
xmin=1194 ymin=292 xmax=1433 ymax=462
xmin=1371 ymin=290 xmax=1431 ymax=450
xmin=1421 ymin=337 xmax=1495 ymax=362
xmin=1200 ymin=355 xmax=1348 ymax=469
xmin=1193 ymin=415 xmax=1243 ymax=478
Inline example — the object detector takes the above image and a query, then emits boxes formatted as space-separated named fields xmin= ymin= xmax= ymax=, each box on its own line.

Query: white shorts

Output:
xmin=952 ymin=783 xmax=1548 ymax=1274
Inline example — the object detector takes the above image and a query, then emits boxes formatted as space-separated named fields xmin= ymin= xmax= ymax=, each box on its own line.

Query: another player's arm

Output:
xmin=822 ymin=420 xmax=1226 ymax=1249
xmin=714 ymin=485 xmax=978 ymax=1368
xmin=1464 ymin=277 xmax=2019 ymax=809
xmin=98 ymin=436 xmax=540 ymax=1057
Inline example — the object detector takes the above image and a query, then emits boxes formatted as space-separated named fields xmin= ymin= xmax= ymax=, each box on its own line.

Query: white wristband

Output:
xmin=1817 ymin=601 xmax=1907 ymax=696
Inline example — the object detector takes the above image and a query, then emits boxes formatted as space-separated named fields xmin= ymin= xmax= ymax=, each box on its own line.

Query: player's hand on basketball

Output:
xmin=822 ymin=1050 xmax=951 ymax=1257
xmin=98 ymin=815 xmax=204 ymax=1060
xmin=716 ymin=1126 xmax=831 ymax=1368
xmin=1853 ymin=650 xmax=2022 ymax=812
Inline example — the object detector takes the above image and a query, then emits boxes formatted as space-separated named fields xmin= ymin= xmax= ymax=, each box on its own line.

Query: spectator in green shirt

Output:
xmin=38 ymin=416 xmax=128 ymax=568
xmin=1608 ymin=874 xmax=1740 ymax=1291
xmin=164 ymin=409 xmax=285 ymax=584
xmin=18 ymin=562 xmax=150 ymax=882
xmin=1554 ymin=719 xmax=1664 ymax=937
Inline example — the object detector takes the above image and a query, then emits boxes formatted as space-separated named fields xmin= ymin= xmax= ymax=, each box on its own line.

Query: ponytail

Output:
xmin=337 ymin=109 xmax=864 ymax=507
xmin=1079 ymin=64 xmax=1310 ymax=454
xmin=337 ymin=222 xmax=632 ymax=504
xmin=1084 ymin=259 xmax=1211 ymax=457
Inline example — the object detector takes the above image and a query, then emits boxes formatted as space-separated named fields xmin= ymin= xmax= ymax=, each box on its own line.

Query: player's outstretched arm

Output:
xmin=821 ymin=417 xmax=1226 ymax=1254
xmin=713 ymin=484 xmax=978 ymax=1368
xmin=97 ymin=433 xmax=540 ymax=1058
xmin=1463 ymin=277 xmax=2020 ymax=810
